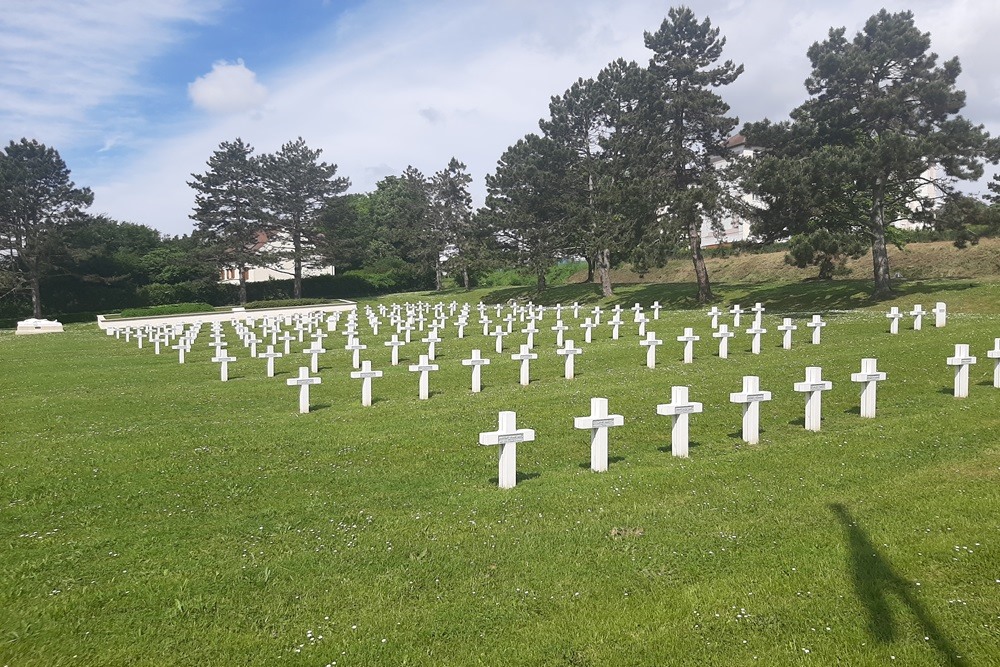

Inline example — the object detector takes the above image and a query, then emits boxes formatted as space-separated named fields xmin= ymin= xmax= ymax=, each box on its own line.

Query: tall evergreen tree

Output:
xmin=428 ymin=158 xmax=474 ymax=290
xmin=188 ymin=138 xmax=264 ymax=304
xmin=0 ymin=139 xmax=93 ymax=317
xmin=640 ymin=6 xmax=743 ymax=303
xmin=259 ymin=138 xmax=349 ymax=298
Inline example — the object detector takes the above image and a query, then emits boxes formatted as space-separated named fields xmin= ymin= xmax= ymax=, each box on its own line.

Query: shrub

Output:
xmin=243 ymin=298 xmax=330 ymax=309
xmin=119 ymin=302 xmax=216 ymax=318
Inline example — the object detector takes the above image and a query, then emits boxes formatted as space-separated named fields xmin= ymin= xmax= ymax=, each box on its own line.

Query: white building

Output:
xmin=219 ymin=231 xmax=335 ymax=284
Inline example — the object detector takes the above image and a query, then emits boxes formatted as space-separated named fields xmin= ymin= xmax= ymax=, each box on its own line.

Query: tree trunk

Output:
xmin=597 ymin=247 xmax=613 ymax=297
xmin=536 ymin=266 xmax=547 ymax=293
xmin=31 ymin=276 xmax=42 ymax=318
xmin=869 ymin=179 xmax=894 ymax=299
xmin=238 ymin=271 xmax=248 ymax=305
xmin=586 ymin=255 xmax=595 ymax=283
xmin=463 ymin=267 xmax=470 ymax=290
xmin=435 ymin=256 xmax=442 ymax=291
xmin=688 ymin=217 xmax=713 ymax=304
xmin=292 ymin=231 xmax=303 ymax=299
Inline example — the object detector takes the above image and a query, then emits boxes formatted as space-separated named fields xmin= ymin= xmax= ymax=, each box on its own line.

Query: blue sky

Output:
xmin=3 ymin=0 xmax=999 ymax=236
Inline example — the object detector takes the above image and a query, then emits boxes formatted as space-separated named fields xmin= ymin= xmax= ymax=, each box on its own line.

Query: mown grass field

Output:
xmin=2 ymin=279 xmax=999 ymax=666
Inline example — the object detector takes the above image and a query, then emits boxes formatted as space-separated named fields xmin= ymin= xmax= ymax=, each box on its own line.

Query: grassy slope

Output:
xmin=1 ymin=281 xmax=998 ymax=665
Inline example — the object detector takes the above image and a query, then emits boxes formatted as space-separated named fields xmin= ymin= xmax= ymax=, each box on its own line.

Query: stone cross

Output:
xmin=511 ymin=344 xmax=538 ymax=386
xmin=636 ymin=314 xmax=649 ymax=338
xmin=932 ymin=301 xmax=947 ymax=328
xmin=639 ymin=331 xmax=663 ymax=369
xmin=522 ymin=321 xmax=539 ymax=349
xmin=551 ymin=320 xmax=569 ymax=347
xmin=259 ymin=345 xmax=283 ymax=378
xmin=421 ymin=330 xmax=442 ymax=361
xmin=462 ymin=348 xmax=491 ymax=393
xmin=350 ymin=360 xmax=383 ymax=407
xmin=652 ymin=301 xmax=662 ymax=320
xmin=886 ymin=306 xmax=903 ymax=334
xmin=574 ymin=397 xmax=624 ymax=472
xmin=479 ymin=411 xmax=535 ymax=489
xmin=656 ymin=386 xmax=703 ymax=458
xmin=572 ymin=302 xmax=581 ymax=319
xmin=676 ymin=327 xmax=700 ymax=364
xmin=556 ymin=339 xmax=583 ymax=379
xmin=713 ymin=324 xmax=734 ymax=359
xmin=777 ymin=318 xmax=796 ymax=350
xmin=277 ymin=331 xmax=294 ymax=355
xmin=286 ymin=366 xmax=321 ymax=414
xmin=707 ymin=306 xmax=723 ymax=329
xmin=910 ymin=304 xmax=925 ymax=331
xmin=172 ymin=340 xmax=190 ymax=364
xmin=987 ymin=338 xmax=1000 ymax=389
xmin=491 ymin=326 xmax=508 ymax=354
xmin=580 ymin=317 xmax=597 ymax=344
xmin=793 ymin=366 xmax=833 ymax=431
xmin=946 ymin=344 xmax=976 ymax=399
xmin=345 ymin=336 xmax=367 ymax=369
xmin=746 ymin=324 xmax=767 ymax=355
xmin=399 ymin=319 xmax=414 ymax=343
xmin=408 ymin=354 xmax=439 ymax=400
xmin=304 ymin=343 xmax=326 ymax=373
xmin=729 ymin=376 xmax=772 ymax=444
xmin=591 ymin=306 xmax=602 ymax=325
xmin=456 ymin=317 xmax=467 ymax=339
xmin=212 ymin=353 xmax=236 ymax=382
xmin=851 ymin=358 xmax=887 ymax=418
xmin=806 ymin=314 xmax=826 ymax=344
xmin=384 ymin=334 xmax=405 ymax=366
xmin=751 ymin=302 xmax=765 ymax=327
xmin=730 ymin=304 xmax=744 ymax=327
xmin=609 ymin=315 xmax=623 ymax=340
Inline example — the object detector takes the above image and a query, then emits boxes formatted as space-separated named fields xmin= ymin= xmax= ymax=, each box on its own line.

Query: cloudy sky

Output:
xmin=3 ymin=0 xmax=999 ymax=236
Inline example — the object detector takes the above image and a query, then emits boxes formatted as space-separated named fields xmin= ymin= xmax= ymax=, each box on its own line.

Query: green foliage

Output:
xmin=785 ymin=228 xmax=867 ymax=279
xmin=243 ymin=298 xmax=330 ymax=309
xmin=119 ymin=302 xmax=216 ymax=317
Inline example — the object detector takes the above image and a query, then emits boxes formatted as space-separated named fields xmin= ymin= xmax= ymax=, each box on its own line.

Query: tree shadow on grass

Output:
xmin=976 ymin=379 xmax=995 ymax=387
xmin=938 ymin=387 xmax=956 ymax=396
xmin=829 ymin=503 xmax=968 ymax=667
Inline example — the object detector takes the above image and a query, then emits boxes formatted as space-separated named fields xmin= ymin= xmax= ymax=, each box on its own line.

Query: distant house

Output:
xmin=218 ymin=231 xmax=335 ymax=284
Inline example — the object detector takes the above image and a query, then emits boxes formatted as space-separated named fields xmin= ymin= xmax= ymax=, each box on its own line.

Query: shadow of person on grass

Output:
xmin=829 ymin=503 xmax=968 ymax=667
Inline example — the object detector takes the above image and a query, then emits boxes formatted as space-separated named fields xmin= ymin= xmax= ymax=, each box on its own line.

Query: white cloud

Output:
xmin=189 ymin=59 xmax=269 ymax=115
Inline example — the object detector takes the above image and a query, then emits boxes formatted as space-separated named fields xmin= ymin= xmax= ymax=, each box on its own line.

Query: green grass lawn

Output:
xmin=2 ymin=280 xmax=999 ymax=666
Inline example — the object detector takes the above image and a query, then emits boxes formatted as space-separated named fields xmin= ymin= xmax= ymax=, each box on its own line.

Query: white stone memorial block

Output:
xmin=462 ymin=349 xmax=491 ymax=393
xmin=946 ymin=344 xmax=976 ymax=399
xmin=212 ymin=354 xmax=236 ymax=382
xmin=15 ymin=318 xmax=64 ymax=335
xmin=713 ymin=324 xmax=734 ymax=359
xmin=729 ymin=376 xmax=772 ymax=445
xmin=640 ymin=331 xmax=663 ymax=369
xmin=850 ymin=358 xmax=887 ymax=418
xmin=886 ymin=307 xmax=903 ymax=334
xmin=746 ymin=324 xmax=766 ymax=355
xmin=987 ymin=339 xmax=1000 ymax=389
xmin=384 ymin=334 xmax=405 ymax=366
xmin=259 ymin=345 xmax=283 ymax=377
xmin=793 ymin=366 xmax=833 ymax=431
xmin=479 ymin=411 xmax=535 ymax=489
xmin=807 ymin=314 xmax=826 ymax=344
xmin=707 ymin=306 xmax=723 ymax=329
xmin=574 ymin=397 xmax=624 ymax=472
xmin=556 ymin=339 xmax=583 ymax=379
xmin=511 ymin=344 xmax=538 ymax=386
xmin=304 ymin=343 xmax=326 ymax=373
xmin=408 ymin=354 xmax=439 ymax=400
xmin=777 ymin=318 xmax=796 ymax=350
xmin=656 ymin=385 xmax=703 ymax=458
xmin=676 ymin=327 xmax=700 ymax=364
xmin=350 ymin=360 xmax=383 ymax=407
xmin=910 ymin=304 xmax=925 ymax=331
xmin=730 ymin=304 xmax=744 ymax=328
xmin=287 ymin=366 xmax=321 ymax=413
xmin=932 ymin=302 xmax=947 ymax=328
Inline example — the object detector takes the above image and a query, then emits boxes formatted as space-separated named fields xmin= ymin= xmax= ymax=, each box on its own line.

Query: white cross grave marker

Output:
xmin=987 ymin=338 xmax=1000 ymax=389
xmin=384 ymin=334 xmax=405 ymax=366
xmin=304 ymin=343 xmax=326 ymax=373
xmin=422 ymin=330 xmax=441 ymax=361
xmin=656 ymin=386 xmax=703 ymax=458
xmin=350 ymin=360 xmax=383 ymax=407
xmin=408 ymin=354 xmax=439 ymax=400
xmin=492 ymin=326 xmax=508 ymax=354
xmin=778 ymin=318 xmax=797 ymax=350
xmin=806 ymin=314 xmax=826 ymax=344
xmin=910 ymin=304 xmax=925 ymax=331
xmin=345 ymin=337 xmax=366 ymax=369
xmin=850 ymin=358 xmax=887 ymax=418
xmin=746 ymin=324 xmax=767 ymax=355
xmin=713 ymin=324 xmax=734 ymax=359
xmin=580 ymin=318 xmax=597 ymax=344
xmin=932 ymin=301 xmax=947 ymax=328
xmin=551 ymin=320 xmax=569 ymax=347
xmin=286 ymin=366 xmax=321 ymax=413
xmin=574 ymin=397 xmax=624 ymax=472
xmin=886 ymin=306 xmax=903 ymax=334
xmin=259 ymin=345 xmax=283 ymax=378
xmin=729 ymin=376 xmax=772 ymax=444
xmin=212 ymin=353 xmax=236 ymax=382
xmin=609 ymin=315 xmax=623 ymax=340
xmin=793 ymin=366 xmax=833 ymax=431
xmin=946 ymin=344 xmax=976 ymax=399
xmin=751 ymin=302 xmax=765 ymax=327
xmin=556 ymin=339 xmax=583 ymax=379
xmin=462 ymin=349 xmax=491 ymax=393
xmin=640 ymin=331 xmax=663 ymax=369
xmin=707 ymin=306 xmax=723 ymax=329
xmin=511 ymin=344 xmax=538 ymax=386
xmin=730 ymin=304 xmax=744 ymax=327
xmin=478 ymin=411 xmax=535 ymax=489
xmin=522 ymin=321 xmax=539 ymax=349
xmin=677 ymin=327 xmax=700 ymax=364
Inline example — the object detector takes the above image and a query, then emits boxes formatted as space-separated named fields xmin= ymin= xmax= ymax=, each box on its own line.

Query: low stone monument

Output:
xmin=16 ymin=318 xmax=64 ymax=335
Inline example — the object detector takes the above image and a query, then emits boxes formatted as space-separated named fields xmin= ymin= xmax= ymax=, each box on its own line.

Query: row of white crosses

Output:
xmin=886 ymin=302 xmax=947 ymax=334
xmin=479 ymin=360 xmax=887 ymax=488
